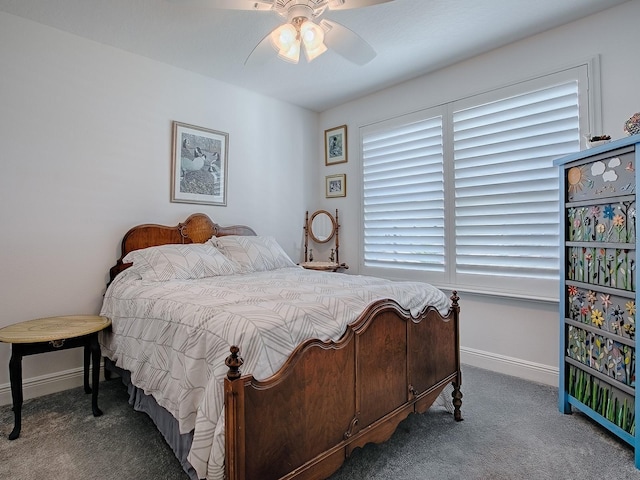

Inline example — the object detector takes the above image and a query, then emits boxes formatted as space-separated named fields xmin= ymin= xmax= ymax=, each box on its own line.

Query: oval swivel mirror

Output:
xmin=309 ymin=210 xmax=336 ymax=243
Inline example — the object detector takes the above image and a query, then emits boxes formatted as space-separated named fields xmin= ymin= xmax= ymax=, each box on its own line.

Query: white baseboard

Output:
xmin=461 ymin=346 xmax=559 ymax=387
xmin=0 ymin=365 xmax=104 ymax=407
xmin=0 ymin=349 xmax=557 ymax=407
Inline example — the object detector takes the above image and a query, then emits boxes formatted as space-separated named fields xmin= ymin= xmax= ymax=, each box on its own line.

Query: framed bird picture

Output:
xmin=324 ymin=124 xmax=347 ymax=166
xmin=171 ymin=121 xmax=228 ymax=206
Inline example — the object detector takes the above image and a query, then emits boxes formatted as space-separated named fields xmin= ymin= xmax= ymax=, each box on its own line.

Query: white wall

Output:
xmin=318 ymin=1 xmax=640 ymax=385
xmin=0 ymin=12 xmax=318 ymax=403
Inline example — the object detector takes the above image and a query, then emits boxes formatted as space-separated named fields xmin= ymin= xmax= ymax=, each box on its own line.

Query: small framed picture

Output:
xmin=324 ymin=125 xmax=347 ymax=166
xmin=171 ymin=121 xmax=228 ymax=206
xmin=326 ymin=174 xmax=346 ymax=198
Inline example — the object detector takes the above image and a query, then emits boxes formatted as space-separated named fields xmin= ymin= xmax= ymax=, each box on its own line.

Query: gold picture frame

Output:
xmin=324 ymin=125 xmax=347 ymax=166
xmin=326 ymin=174 xmax=346 ymax=198
xmin=171 ymin=121 xmax=228 ymax=206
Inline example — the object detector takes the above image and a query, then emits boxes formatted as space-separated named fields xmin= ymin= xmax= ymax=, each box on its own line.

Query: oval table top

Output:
xmin=0 ymin=315 xmax=111 ymax=344
xmin=300 ymin=261 xmax=341 ymax=271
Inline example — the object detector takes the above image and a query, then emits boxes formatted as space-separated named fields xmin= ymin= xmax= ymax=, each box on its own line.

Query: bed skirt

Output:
xmin=105 ymin=358 xmax=199 ymax=480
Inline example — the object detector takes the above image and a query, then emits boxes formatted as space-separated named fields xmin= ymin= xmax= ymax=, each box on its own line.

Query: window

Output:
xmin=362 ymin=110 xmax=445 ymax=273
xmin=361 ymin=66 xmax=593 ymax=300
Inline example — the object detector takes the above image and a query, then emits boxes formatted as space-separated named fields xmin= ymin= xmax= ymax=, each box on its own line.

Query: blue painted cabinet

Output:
xmin=555 ymin=134 xmax=640 ymax=468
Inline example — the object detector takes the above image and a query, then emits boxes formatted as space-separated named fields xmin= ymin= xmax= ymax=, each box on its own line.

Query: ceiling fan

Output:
xmin=187 ymin=0 xmax=395 ymax=65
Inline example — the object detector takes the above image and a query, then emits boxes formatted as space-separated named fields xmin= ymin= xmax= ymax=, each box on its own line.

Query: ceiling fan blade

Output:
xmin=328 ymin=0 xmax=394 ymax=10
xmin=244 ymin=31 xmax=276 ymax=66
xmin=208 ymin=0 xmax=272 ymax=9
xmin=166 ymin=0 xmax=273 ymax=11
xmin=320 ymin=19 xmax=376 ymax=65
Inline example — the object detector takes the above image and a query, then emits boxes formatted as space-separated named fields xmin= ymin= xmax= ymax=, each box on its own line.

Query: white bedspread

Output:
xmin=100 ymin=266 xmax=449 ymax=480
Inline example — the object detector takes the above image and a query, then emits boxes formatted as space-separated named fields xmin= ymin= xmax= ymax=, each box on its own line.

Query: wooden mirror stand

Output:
xmin=302 ymin=209 xmax=348 ymax=271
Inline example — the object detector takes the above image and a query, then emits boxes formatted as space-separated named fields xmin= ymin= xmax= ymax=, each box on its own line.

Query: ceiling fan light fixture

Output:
xmin=271 ymin=23 xmax=297 ymax=50
xmin=300 ymin=20 xmax=327 ymax=62
xmin=270 ymin=23 xmax=300 ymax=63
xmin=300 ymin=20 xmax=323 ymax=49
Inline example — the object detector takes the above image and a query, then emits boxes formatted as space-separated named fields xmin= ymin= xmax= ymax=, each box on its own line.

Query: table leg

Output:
xmin=83 ymin=343 xmax=91 ymax=394
xmin=104 ymin=357 xmax=112 ymax=381
xmin=89 ymin=334 xmax=103 ymax=417
xmin=8 ymin=345 xmax=23 ymax=440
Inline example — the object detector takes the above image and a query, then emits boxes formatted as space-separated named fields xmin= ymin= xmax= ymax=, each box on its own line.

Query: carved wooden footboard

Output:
xmin=224 ymin=292 xmax=462 ymax=480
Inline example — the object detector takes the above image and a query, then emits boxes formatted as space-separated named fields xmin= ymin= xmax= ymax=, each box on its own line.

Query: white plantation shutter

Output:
xmin=453 ymin=81 xmax=580 ymax=282
xmin=362 ymin=112 xmax=445 ymax=272
xmin=359 ymin=65 xmax=592 ymax=299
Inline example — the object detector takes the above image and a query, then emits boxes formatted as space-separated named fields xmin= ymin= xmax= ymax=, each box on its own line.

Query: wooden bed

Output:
xmin=105 ymin=213 xmax=463 ymax=480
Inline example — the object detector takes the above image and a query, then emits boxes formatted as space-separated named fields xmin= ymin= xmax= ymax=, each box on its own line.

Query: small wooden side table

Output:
xmin=0 ymin=315 xmax=111 ymax=440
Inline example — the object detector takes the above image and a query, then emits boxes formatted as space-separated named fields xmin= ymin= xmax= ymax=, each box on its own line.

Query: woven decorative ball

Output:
xmin=624 ymin=112 xmax=640 ymax=136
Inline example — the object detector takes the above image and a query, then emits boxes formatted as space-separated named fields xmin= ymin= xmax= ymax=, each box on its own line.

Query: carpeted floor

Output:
xmin=0 ymin=365 xmax=639 ymax=480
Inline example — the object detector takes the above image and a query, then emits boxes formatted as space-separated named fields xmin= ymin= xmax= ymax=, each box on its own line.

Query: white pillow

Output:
xmin=209 ymin=236 xmax=296 ymax=272
xmin=123 ymin=243 xmax=241 ymax=281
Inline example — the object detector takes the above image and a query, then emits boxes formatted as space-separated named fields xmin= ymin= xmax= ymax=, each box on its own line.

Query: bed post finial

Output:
xmin=225 ymin=346 xmax=244 ymax=380
xmin=450 ymin=290 xmax=459 ymax=309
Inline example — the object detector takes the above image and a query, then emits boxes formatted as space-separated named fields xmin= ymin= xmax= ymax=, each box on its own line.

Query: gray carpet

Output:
xmin=1 ymin=365 xmax=639 ymax=480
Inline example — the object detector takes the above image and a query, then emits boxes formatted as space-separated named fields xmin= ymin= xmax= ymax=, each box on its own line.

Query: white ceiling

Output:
xmin=0 ymin=0 xmax=629 ymax=112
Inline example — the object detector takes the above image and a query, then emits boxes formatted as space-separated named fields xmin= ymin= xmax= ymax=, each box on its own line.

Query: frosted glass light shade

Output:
xmin=270 ymin=23 xmax=300 ymax=63
xmin=300 ymin=20 xmax=327 ymax=62
xmin=300 ymin=21 xmax=323 ymax=49
xmin=279 ymin=40 xmax=301 ymax=63
xmin=271 ymin=23 xmax=296 ymax=50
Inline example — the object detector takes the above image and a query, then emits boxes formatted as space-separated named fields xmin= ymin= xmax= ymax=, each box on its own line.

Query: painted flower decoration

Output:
xmin=568 ymin=285 xmax=579 ymax=296
xmin=626 ymin=301 xmax=636 ymax=315
xmin=603 ymin=205 xmax=615 ymax=220
xmin=624 ymin=323 xmax=636 ymax=336
xmin=613 ymin=214 xmax=625 ymax=227
xmin=600 ymin=294 xmax=612 ymax=310
xmin=591 ymin=309 xmax=604 ymax=327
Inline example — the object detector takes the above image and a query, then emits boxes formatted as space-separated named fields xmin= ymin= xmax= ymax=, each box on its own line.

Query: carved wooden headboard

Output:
xmin=109 ymin=213 xmax=256 ymax=282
